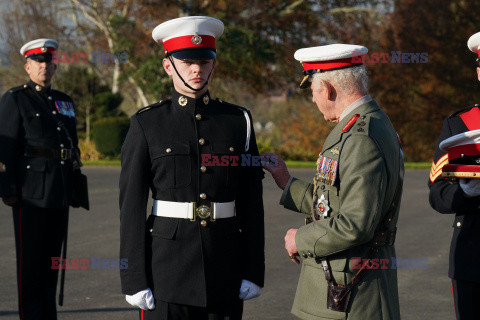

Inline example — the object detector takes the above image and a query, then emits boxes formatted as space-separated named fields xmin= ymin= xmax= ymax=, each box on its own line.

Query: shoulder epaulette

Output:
xmin=448 ymin=104 xmax=480 ymax=118
xmin=8 ymin=84 xmax=28 ymax=94
xmin=216 ymin=98 xmax=249 ymax=112
xmin=136 ymin=99 xmax=170 ymax=114
xmin=350 ymin=114 xmax=370 ymax=135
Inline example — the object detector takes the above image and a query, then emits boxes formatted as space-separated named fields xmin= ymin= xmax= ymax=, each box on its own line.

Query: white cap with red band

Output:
xmin=152 ymin=16 xmax=224 ymax=60
xmin=467 ymin=32 xmax=480 ymax=57
xmin=293 ymin=44 xmax=368 ymax=88
xmin=440 ymin=129 xmax=480 ymax=179
xmin=20 ymin=38 xmax=58 ymax=57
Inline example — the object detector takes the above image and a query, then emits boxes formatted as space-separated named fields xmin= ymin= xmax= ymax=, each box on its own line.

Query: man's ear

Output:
xmin=323 ymin=81 xmax=336 ymax=101
xmin=477 ymin=67 xmax=480 ymax=82
xmin=163 ymin=58 xmax=173 ymax=76
xmin=24 ymin=60 xmax=30 ymax=75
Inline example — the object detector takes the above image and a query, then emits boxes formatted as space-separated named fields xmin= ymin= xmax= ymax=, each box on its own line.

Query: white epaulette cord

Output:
xmin=243 ymin=110 xmax=251 ymax=151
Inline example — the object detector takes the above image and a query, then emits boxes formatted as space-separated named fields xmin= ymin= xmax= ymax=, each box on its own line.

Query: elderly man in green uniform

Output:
xmin=263 ymin=44 xmax=403 ymax=319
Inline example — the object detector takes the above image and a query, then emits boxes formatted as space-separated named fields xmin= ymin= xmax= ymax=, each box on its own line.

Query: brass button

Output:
xmin=149 ymin=229 xmax=153 ymax=233
xmin=229 ymin=147 xmax=234 ymax=152
xmin=166 ymin=148 xmax=172 ymax=153
xmin=321 ymin=185 xmax=325 ymax=190
xmin=195 ymin=114 xmax=202 ymax=121
xmin=302 ymin=253 xmax=308 ymax=258
xmin=239 ymin=229 xmax=242 ymax=233
xmin=52 ymin=111 xmax=57 ymax=115
xmin=200 ymin=166 xmax=207 ymax=173
xmin=35 ymin=113 xmax=40 ymax=117
xmin=198 ymin=138 xmax=205 ymax=145
xmin=26 ymin=165 xmax=31 ymax=169
xmin=201 ymin=220 xmax=207 ymax=227
xmin=457 ymin=222 xmax=462 ymax=227
xmin=200 ymin=193 xmax=207 ymax=199
xmin=307 ymin=252 xmax=313 ymax=257
xmin=61 ymin=161 xmax=65 ymax=165
xmin=35 ymin=85 xmax=42 ymax=92
xmin=57 ymin=127 xmax=61 ymax=131
xmin=48 ymin=96 xmax=52 ymax=100
xmin=60 ymin=144 xmax=64 ymax=148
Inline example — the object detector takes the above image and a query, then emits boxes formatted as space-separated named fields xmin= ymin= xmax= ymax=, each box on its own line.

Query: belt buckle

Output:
xmin=60 ymin=148 xmax=72 ymax=160
xmin=192 ymin=202 xmax=215 ymax=222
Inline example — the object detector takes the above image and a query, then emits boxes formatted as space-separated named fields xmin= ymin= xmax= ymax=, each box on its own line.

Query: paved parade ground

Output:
xmin=0 ymin=168 xmax=454 ymax=320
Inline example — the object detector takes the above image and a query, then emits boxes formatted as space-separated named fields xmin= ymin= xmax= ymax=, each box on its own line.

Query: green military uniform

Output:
xmin=281 ymin=99 xmax=403 ymax=320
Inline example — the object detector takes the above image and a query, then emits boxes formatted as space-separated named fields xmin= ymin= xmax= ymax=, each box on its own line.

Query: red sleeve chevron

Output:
xmin=429 ymin=154 xmax=449 ymax=183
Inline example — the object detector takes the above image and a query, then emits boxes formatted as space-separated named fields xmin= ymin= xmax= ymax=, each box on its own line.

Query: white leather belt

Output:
xmin=151 ymin=200 xmax=235 ymax=220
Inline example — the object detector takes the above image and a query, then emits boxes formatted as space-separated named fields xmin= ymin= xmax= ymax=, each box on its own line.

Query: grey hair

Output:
xmin=312 ymin=65 xmax=368 ymax=95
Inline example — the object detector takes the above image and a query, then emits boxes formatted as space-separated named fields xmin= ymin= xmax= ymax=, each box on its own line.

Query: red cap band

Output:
xmin=302 ymin=57 xmax=361 ymax=72
xmin=163 ymin=35 xmax=215 ymax=55
xmin=448 ymin=143 xmax=480 ymax=160
xmin=24 ymin=47 xmax=55 ymax=56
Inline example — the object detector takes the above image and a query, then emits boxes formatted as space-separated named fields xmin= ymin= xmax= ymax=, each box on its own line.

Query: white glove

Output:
xmin=125 ymin=288 xmax=155 ymax=310
xmin=238 ymin=279 xmax=262 ymax=300
xmin=459 ymin=178 xmax=480 ymax=197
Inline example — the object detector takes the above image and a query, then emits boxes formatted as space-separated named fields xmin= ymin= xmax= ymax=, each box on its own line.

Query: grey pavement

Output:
xmin=0 ymin=168 xmax=455 ymax=319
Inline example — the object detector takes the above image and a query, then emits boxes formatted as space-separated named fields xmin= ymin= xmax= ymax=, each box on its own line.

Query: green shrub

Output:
xmin=92 ymin=117 xmax=130 ymax=158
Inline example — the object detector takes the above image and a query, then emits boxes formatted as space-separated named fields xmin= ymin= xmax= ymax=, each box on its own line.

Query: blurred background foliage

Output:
xmin=1 ymin=0 xmax=480 ymax=160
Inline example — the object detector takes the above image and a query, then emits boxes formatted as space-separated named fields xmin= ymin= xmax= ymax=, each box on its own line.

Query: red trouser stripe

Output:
xmin=451 ymin=279 xmax=458 ymax=320
xmin=19 ymin=206 xmax=24 ymax=320
xmin=141 ymin=309 xmax=144 ymax=320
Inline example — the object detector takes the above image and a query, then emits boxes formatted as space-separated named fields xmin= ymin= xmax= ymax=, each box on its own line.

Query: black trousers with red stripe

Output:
xmin=12 ymin=204 xmax=68 ymax=320
xmin=140 ymin=299 xmax=243 ymax=320
xmin=452 ymin=279 xmax=480 ymax=320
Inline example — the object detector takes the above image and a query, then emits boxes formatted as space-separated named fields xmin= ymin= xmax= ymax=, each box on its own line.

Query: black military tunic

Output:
xmin=119 ymin=90 xmax=265 ymax=314
xmin=0 ymin=80 xmax=79 ymax=320
xmin=428 ymin=105 xmax=480 ymax=319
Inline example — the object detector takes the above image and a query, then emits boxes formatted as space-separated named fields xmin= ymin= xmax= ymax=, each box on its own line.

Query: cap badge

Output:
xmin=0 ymin=162 xmax=6 ymax=173
xmin=41 ymin=46 xmax=47 ymax=53
xmin=178 ymin=96 xmax=188 ymax=107
xmin=192 ymin=34 xmax=203 ymax=45
xmin=203 ymin=95 xmax=209 ymax=105
xmin=35 ymin=85 xmax=42 ymax=92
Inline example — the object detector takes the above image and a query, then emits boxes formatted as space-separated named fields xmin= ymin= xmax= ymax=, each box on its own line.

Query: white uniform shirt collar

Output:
xmin=339 ymin=94 xmax=372 ymax=122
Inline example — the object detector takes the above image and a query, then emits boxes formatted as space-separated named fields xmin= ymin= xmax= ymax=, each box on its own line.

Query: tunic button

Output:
xmin=302 ymin=253 xmax=308 ymax=258
xmin=321 ymin=185 xmax=325 ymax=190
xmin=457 ymin=222 xmax=462 ymax=227
xmin=26 ymin=165 xmax=31 ymax=169
xmin=200 ymin=193 xmax=207 ymax=199
xmin=307 ymin=252 xmax=313 ymax=257
xmin=48 ymin=96 xmax=52 ymax=100
xmin=57 ymin=127 xmax=61 ymax=131
xmin=149 ymin=229 xmax=153 ymax=233
xmin=60 ymin=144 xmax=64 ymax=148
xmin=166 ymin=148 xmax=172 ymax=153
xmin=229 ymin=147 xmax=234 ymax=152
xmin=35 ymin=113 xmax=40 ymax=117
xmin=52 ymin=111 xmax=57 ymax=115
xmin=60 ymin=161 xmax=65 ymax=165
xmin=195 ymin=114 xmax=202 ymax=121
xmin=200 ymin=166 xmax=207 ymax=173
xmin=198 ymin=138 xmax=205 ymax=145
xmin=239 ymin=229 xmax=242 ymax=233
xmin=201 ymin=220 xmax=207 ymax=227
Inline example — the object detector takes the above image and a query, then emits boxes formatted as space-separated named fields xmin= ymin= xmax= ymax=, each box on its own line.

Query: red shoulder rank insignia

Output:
xmin=342 ymin=114 xmax=360 ymax=132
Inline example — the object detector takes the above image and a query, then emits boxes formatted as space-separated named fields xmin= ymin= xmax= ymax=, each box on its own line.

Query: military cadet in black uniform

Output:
xmin=428 ymin=31 xmax=480 ymax=320
xmin=0 ymin=39 xmax=83 ymax=319
xmin=119 ymin=16 xmax=265 ymax=320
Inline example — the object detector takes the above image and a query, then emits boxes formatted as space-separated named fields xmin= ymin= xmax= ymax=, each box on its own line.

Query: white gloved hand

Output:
xmin=125 ymin=288 xmax=155 ymax=310
xmin=459 ymin=178 xmax=480 ymax=197
xmin=238 ymin=279 xmax=262 ymax=300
